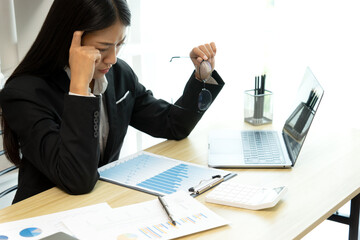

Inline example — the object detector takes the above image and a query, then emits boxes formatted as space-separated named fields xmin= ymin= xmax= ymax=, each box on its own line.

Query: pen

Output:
xmin=158 ymin=196 xmax=176 ymax=226
xmin=305 ymin=89 xmax=315 ymax=107
xmin=261 ymin=74 xmax=266 ymax=94
xmin=188 ymin=174 xmax=226 ymax=195
xmin=309 ymin=91 xmax=318 ymax=110
xmin=254 ymin=76 xmax=257 ymax=95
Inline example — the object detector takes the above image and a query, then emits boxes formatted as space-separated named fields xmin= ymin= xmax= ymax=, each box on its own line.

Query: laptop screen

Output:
xmin=282 ymin=67 xmax=324 ymax=165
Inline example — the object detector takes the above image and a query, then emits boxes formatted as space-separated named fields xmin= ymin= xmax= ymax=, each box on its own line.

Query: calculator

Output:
xmin=205 ymin=182 xmax=287 ymax=210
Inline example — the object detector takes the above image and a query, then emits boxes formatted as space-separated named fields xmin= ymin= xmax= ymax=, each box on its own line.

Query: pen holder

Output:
xmin=284 ymin=102 xmax=315 ymax=141
xmin=244 ymin=89 xmax=273 ymax=126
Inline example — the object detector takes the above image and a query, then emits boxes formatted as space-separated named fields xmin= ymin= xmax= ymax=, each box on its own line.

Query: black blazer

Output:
xmin=0 ymin=59 xmax=224 ymax=203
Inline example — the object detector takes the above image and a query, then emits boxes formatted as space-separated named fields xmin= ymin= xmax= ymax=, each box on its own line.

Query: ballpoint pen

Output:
xmin=188 ymin=174 xmax=228 ymax=195
xmin=158 ymin=196 xmax=176 ymax=226
xmin=261 ymin=74 xmax=266 ymax=94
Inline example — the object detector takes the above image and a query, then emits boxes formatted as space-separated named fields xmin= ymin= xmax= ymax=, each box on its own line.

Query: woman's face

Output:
xmin=82 ymin=20 xmax=126 ymax=79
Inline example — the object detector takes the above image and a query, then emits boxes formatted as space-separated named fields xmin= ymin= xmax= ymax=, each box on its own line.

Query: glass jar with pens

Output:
xmin=244 ymin=74 xmax=273 ymax=126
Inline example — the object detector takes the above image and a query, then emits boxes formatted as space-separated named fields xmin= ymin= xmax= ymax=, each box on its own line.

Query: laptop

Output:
xmin=208 ymin=67 xmax=324 ymax=168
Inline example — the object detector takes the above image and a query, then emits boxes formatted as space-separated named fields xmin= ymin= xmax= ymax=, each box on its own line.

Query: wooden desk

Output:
xmin=0 ymin=122 xmax=359 ymax=239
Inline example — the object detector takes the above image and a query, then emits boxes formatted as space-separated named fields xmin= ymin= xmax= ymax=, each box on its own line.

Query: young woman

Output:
xmin=0 ymin=0 xmax=224 ymax=203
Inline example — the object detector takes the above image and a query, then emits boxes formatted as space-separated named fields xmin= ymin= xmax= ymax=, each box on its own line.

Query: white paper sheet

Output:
xmin=63 ymin=191 xmax=229 ymax=240
xmin=0 ymin=203 xmax=112 ymax=239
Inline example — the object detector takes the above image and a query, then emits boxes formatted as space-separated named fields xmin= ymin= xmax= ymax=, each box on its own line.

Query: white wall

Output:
xmin=134 ymin=0 xmax=360 ymax=130
xmin=0 ymin=0 xmax=18 ymax=76
xmin=13 ymin=0 xmax=53 ymax=62
xmin=0 ymin=0 xmax=53 ymax=78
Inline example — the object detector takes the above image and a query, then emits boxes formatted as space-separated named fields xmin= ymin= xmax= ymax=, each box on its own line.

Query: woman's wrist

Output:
xmin=69 ymin=82 xmax=90 ymax=96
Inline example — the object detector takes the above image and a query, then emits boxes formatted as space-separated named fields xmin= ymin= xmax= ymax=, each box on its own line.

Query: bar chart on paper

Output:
xmin=63 ymin=191 xmax=229 ymax=240
xmin=137 ymin=212 xmax=210 ymax=239
xmin=98 ymin=151 xmax=234 ymax=196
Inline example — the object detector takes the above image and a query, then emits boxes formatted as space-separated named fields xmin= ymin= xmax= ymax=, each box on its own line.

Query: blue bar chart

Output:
xmin=137 ymin=164 xmax=189 ymax=194
xmin=99 ymin=152 xmax=233 ymax=196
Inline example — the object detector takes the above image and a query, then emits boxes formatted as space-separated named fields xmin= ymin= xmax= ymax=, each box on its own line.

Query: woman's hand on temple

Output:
xmin=69 ymin=31 xmax=101 ymax=95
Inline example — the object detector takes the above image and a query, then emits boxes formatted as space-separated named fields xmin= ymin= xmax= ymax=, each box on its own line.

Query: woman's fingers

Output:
xmin=69 ymin=31 xmax=101 ymax=95
xmin=70 ymin=31 xmax=84 ymax=48
xmin=190 ymin=42 xmax=217 ymax=80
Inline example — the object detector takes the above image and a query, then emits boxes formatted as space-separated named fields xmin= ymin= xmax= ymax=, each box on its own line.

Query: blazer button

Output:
xmin=94 ymin=124 xmax=98 ymax=131
xmin=94 ymin=132 xmax=98 ymax=138
xmin=94 ymin=111 xmax=99 ymax=118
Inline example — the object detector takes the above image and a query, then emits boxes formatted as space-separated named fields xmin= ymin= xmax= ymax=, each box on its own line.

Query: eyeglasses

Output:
xmin=170 ymin=56 xmax=213 ymax=111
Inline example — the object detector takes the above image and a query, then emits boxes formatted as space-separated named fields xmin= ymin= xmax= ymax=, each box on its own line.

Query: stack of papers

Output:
xmin=0 ymin=192 xmax=229 ymax=239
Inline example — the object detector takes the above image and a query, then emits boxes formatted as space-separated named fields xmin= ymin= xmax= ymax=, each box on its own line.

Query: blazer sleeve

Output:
xmin=129 ymin=70 xmax=224 ymax=140
xmin=0 ymin=77 xmax=101 ymax=195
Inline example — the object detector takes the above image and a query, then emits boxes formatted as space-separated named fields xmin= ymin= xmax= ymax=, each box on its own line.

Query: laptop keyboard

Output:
xmin=241 ymin=131 xmax=284 ymax=164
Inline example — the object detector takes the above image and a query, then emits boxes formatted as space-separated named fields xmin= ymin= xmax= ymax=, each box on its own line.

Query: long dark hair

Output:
xmin=1 ymin=0 xmax=131 ymax=165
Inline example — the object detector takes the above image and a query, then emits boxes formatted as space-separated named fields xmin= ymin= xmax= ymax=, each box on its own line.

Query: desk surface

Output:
xmin=0 ymin=118 xmax=360 ymax=239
